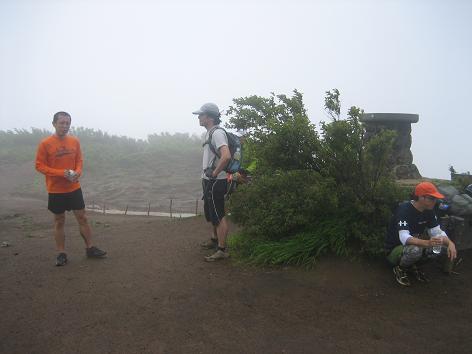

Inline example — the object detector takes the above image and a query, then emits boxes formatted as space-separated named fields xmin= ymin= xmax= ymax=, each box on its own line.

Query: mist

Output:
xmin=1 ymin=0 xmax=471 ymax=179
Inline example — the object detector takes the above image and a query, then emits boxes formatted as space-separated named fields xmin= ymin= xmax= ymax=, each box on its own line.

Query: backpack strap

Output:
xmin=203 ymin=126 xmax=225 ymax=158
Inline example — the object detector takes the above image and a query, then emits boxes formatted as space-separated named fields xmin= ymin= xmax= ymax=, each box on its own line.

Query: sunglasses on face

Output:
xmin=424 ymin=196 xmax=437 ymax=202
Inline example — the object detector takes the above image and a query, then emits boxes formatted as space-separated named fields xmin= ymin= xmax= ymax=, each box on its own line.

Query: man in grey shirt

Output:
xmin=193 ymin=103 xmax=231 ymax=261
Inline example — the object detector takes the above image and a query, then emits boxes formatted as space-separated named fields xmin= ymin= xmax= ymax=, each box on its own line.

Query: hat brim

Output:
xmin=192 ymin=110 xmax=203 ymax=115
xmin=428 ymin=192 xmax=445 ymax=199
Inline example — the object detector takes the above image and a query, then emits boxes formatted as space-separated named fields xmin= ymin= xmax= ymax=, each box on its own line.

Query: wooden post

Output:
xmin=103 ymin=203 xmax=106 ymax=215
xmin=195 ymin=199 xmax=198 ymax=216
xmin=169 ymin=199 xmax=173 ymax=218
xmin=147 ymin=202 xmax=151 ymax=216
xmin=124 ymin=205 xmax=128 ymax=215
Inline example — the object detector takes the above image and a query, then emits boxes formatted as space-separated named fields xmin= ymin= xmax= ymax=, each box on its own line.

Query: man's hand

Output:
xmin=204 ymin=167 xmax=216 ymax=180
xmin=64 ymin=169 xmax=79 ymax=182
xmin=447 ymin=241 xmax=457 ymax=261
xmin=70 ymin=172 xmax=80 ymax=182
xmin=430 ymin=236 xmax=443 ymax=247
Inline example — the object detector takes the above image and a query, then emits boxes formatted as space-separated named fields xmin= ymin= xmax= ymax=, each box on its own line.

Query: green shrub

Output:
xmin=227 ymin=90 xmax=405 ymax=265
xmin=230 ymin=170 xmax=338 ymax=241
xmin=228 ymin=219 xmax=350 ymax=267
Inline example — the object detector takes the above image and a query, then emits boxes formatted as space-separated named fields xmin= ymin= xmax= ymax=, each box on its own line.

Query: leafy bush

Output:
xmin=227 ymin=90 xmax=405 ymax=266
xmin=230 ymin=170 xmax=338 ymax=241
xmin=227 ymin=90 xmax=321 ymax=173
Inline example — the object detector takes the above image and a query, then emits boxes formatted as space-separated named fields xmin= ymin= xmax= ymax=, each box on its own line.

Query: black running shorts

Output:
xmin=48 ymin=188 xmax=85 ymax=214
xmin=202 ymin=179 xmax=227 ymax=226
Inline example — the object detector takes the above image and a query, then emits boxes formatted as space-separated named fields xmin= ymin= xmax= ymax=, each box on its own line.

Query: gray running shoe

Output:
xmin=56 ymin=252 xmax=68 ymax=266
xmin=204 ymin=249 xmax=229 ymax=262
xmin=393 ymin=265 xmax=410 ymax=286
xmin=86 ymin=246 xmax=107 ymax=258
xmin=200 ymin=238 xmax=218 ymax=250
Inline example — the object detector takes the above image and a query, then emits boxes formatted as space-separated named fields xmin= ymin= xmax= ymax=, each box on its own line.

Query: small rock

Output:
xmin=1 ymin=241 xmax=10 ymax=247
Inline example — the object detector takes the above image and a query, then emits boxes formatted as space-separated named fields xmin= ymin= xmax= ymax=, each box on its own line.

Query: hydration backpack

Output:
xmin=203 ymin=127 xmax=242 ymax=174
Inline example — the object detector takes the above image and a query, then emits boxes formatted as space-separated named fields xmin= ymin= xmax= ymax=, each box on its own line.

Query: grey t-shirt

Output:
xmin=202 ymin=126 xmax=228 ymax=180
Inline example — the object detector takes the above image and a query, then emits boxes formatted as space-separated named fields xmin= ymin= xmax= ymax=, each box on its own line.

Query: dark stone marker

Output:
xmin=360 ymin=113 xmax=421 ymax=180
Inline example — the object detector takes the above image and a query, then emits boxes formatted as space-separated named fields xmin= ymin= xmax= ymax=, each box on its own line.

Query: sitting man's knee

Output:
xmin=400 ymin=245 xmax=423 ymax=267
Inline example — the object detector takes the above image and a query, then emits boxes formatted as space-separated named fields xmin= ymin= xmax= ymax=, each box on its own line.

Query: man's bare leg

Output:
xmin=53 ymin=213 xmax=66 ymax=252
xmin=212 ymin=225 xmax=218 ymax=239
xmin=216 ymin=216 xmax=229 ymax=249
xmin=72 ymin=209 xmax=93 ymax=248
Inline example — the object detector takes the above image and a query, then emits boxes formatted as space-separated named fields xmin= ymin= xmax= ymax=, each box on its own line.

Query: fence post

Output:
xmin=195 ymin=199 xmax=198 ymax=216
xmin=169 ymin=199 xmax=173 ymax=218
xmin=124 ymin=205 xmax=128 ymax=215
xmin=147 ymin=202 xmax=151 ymax=216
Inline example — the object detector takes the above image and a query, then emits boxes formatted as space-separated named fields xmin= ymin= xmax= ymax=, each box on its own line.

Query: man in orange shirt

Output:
xmin=35 ymin=111 xmax=106 ymax=266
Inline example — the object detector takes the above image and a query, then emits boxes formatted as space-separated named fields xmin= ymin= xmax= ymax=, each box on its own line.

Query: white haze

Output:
xmin=1 ymin=0 xmax=471 ymax=179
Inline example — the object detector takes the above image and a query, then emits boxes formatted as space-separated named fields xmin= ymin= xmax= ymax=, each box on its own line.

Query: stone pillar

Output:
xmin=360 ymin=113 xmax=421 ymax=179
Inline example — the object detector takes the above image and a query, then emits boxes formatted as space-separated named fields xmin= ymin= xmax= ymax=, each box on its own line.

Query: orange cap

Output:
xmin=415 ymin=182 xmax=445 ymax=199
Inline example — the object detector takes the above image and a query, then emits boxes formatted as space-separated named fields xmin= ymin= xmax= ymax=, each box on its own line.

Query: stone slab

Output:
xmin=361 ymin=113 xmax=419 ymax=123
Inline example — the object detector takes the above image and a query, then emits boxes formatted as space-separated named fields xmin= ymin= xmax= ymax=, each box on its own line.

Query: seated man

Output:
xmin=385 ymin=181 xmax=457 ymax=286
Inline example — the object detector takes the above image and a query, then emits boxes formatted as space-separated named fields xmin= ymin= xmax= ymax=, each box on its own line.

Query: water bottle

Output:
xmin=438 ymin=203 xmax=449 ymax=211
xmin=432 ymin=238 xmax=442 ymax=254
xmin=233 ymin=148 xmax=241 ymax=161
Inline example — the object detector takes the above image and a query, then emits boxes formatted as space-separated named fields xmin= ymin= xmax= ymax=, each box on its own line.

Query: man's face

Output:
xmin=421 ymin=195 xmax=437 ymax=210
xmin=198 ymin=113 xmax=210 ymax=127
xmin=53 ymin=116 xmax=71 ymax=137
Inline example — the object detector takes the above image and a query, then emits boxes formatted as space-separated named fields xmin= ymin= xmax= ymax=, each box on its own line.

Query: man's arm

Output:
xmin=401 ymin=230 xmax=439 ymax=248
xmin=75 ymin=140 xmax=83 ymax=176
xmin=35 ymin=142 xmax=67 ymax=177
xmin=69 ymin=140 xmax=83 ymax=182
xmin=211 ymin=145 xmax=231 ymax=177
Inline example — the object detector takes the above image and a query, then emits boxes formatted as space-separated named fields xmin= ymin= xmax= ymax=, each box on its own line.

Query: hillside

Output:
xmin=0 ymin=128 xmax=204 ymax=213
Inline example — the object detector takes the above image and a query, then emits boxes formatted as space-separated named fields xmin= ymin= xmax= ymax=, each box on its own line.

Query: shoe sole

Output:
xmin=204 ymin=256 xmax=229 ymax=262
xmin=201 ymin=245 xmax=217 ymax=250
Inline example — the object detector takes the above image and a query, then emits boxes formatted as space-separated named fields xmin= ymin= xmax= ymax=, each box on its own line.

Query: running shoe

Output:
xmin=204 ymin=249 xmax=229 ymax=262
xmin=393 ymin=265 xmax=410 ymax=286
xmin=86 ymin=246 xmax=107 ymax=258
xmin=56 ymin=252 xmax=68 ymax=266
xmin=411 ymin=265 xmax=429 ymax=282
xmin=200 ymin=238 xmax=218 ymax=250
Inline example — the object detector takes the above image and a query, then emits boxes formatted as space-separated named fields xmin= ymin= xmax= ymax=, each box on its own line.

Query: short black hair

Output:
xmin=53 ymin=111 xmax=71 ymax=124
xmin=207 ymin=112 xmax=221 ymax=125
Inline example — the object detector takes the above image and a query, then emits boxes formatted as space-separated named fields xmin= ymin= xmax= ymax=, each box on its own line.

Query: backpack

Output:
xmin=203 ymin=127 xmax=242 ymax=174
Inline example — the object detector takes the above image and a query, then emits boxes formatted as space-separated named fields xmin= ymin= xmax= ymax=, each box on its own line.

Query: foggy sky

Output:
xmin=1 ymin=0 xmax=471 ymax=179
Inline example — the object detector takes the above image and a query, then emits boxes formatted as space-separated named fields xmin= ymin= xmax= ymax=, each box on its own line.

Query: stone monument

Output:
xmin=360 ymin=113 xmax=421 ymax=179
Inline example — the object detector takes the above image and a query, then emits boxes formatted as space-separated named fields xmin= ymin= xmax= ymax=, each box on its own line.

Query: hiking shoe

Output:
xmin=200 ymin=238 xmax=218 ymax=250
xmin=56 ymin=252 xmax=68 ymax=266
xmin=393 ymin=265 xmax=410 ymax=286
xmin=204 ymin=249 xmax=229 ymax=262
xmin=86 ymin=246 xmax=107 ymax=258
xmin=411 ymin=265 xmax=429 ymax=282
xmin=443 ymin=256 xmax=463 ymax=274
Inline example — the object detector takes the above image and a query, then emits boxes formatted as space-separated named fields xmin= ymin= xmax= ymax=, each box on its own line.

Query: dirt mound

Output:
xmin=1 ymin=201 xmax=472 ymax=354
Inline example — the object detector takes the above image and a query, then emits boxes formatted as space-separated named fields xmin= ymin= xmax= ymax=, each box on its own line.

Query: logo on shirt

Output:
xmin=55 ymin=146 xmax=74 ymax=157
xmin=398 ymin=221 xmax=408 ymax=227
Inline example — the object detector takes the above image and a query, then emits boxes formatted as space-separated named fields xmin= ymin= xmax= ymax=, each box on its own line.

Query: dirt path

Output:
xmin=1 ymin=202 xmax=472 ymax=354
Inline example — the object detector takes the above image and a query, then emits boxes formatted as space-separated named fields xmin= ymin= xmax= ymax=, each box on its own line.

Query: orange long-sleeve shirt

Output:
xmin=35 ymin=135 xmax=83 ymax=193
